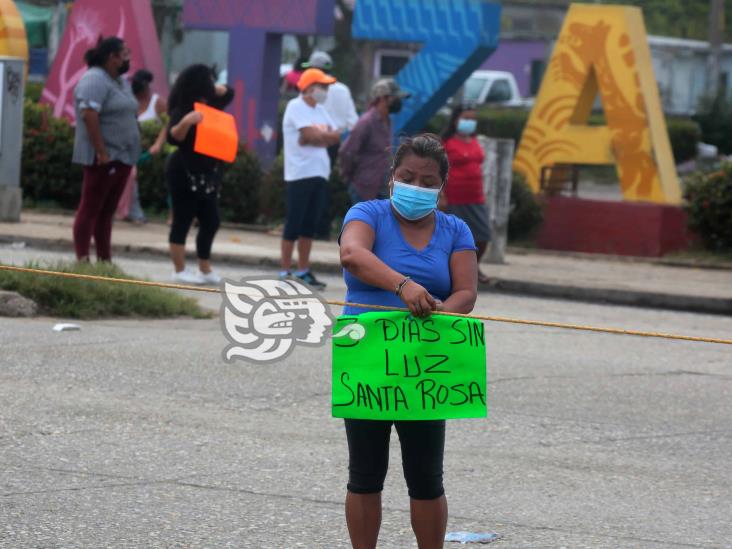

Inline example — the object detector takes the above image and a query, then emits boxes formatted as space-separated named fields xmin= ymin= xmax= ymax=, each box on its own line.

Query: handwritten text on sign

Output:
xmin=332 ymin=312 xmax=487 ymax=421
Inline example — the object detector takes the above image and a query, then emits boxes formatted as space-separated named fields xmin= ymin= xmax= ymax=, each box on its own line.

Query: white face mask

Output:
xmin=310 ymin=87 xmax=328 ymax=104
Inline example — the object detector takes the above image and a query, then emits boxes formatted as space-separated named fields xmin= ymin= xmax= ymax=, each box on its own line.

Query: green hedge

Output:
xmin=424 ymin=108 xmax=701 ymax=164
xmin=21 ymin=100 xmax=83 ymax=209
xmin=693 ymin=95 xmax=732 ymax=155
xmin=509 ymin=172 xmax=543 ymax=241
xmin=683 ymin=163 xmax=732 ymax=250
xmin=21 ymin=101 xmax=264 ymax=224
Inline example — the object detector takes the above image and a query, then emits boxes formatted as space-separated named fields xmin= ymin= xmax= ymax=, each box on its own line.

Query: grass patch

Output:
xmin=662 ymin=246 xmax=732 ymax=268
xmin=0 ymin=261 xmax=212 ymax=319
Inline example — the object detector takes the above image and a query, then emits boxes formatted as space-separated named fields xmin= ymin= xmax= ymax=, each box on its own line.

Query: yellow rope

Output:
xmin=1 ymin=264 xmax=730 ymax=346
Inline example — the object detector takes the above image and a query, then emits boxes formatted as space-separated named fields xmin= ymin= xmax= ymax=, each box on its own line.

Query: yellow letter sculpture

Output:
xmin=513 ymin=4 xmax=681 ymax=204
xmin=0 ymin=0 xmax=28 ymax=62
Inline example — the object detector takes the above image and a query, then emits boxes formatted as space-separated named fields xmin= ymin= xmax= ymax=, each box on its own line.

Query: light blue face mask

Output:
xmin=390 ymin=180 xmax=441 ymax=221
xmin=456 ymin=118 xmax=477 ymax=135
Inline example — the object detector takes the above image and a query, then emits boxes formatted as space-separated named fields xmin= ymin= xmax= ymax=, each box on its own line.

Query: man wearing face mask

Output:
xmin=339 ymin=78 xmax=410 ymax=204
xmin=280 ymin=68 xmax=342 ymax=290
xmin=72 ymin=36 xmax=140 ymax=262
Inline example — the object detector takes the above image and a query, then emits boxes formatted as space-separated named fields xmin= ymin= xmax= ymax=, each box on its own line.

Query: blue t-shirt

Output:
xmin=340 ymin=200 xmax=476 ymax=315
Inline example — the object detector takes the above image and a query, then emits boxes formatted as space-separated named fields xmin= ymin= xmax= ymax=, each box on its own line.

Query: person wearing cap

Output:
xmin=305 ymin=51 xmax=359 ymax=135
xmin=280 ymin=68 xmax=342 ymax=290
xmin=339 ymin=78 xmax=410 ymax=204
xmin=304 ymin=50 xmax=359 ymax=240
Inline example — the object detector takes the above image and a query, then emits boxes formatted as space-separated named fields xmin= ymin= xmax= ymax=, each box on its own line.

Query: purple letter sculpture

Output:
xmin=183 ymin=0 xmax=335 ymax=164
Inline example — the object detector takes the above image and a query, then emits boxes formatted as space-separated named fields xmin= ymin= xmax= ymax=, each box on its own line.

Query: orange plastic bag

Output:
xmin=193 ymin=102 xmax=239 ymax=163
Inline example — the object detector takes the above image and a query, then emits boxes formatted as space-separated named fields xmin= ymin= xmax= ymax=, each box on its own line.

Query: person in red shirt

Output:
xmin=442 ymin=106 xmax=491 ymax=283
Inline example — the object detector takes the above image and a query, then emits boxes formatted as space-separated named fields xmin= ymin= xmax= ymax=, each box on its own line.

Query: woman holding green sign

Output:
xmin=339 ymin=134 xmax=478 ymax=548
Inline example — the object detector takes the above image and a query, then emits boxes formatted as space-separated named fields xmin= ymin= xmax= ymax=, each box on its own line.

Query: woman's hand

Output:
xmin=95 ymin=150 xmax=110 ymax=166
xmin=399 ymin=280 xmax=437 ymax=317
xmin=149 ymin=143 xmax=162 ymax=156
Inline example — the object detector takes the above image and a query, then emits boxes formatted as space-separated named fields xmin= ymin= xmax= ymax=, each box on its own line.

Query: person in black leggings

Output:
xmin=166 ymin=64 xmax=234 ymax=285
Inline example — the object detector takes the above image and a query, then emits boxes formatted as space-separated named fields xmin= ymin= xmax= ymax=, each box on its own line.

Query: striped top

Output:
xmin=72 ymin=67 xmax=140 ymax=166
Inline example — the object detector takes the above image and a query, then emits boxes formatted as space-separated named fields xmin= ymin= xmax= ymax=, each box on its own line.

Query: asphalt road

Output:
xmin=1 ymin=246 xmax=731 ymax=548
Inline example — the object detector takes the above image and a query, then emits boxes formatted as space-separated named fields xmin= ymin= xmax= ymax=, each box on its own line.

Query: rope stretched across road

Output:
xmin=1 ymin=264 xmax=730 ymax=347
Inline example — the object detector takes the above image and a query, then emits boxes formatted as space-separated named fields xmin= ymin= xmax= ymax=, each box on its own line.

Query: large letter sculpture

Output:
xmin=183 ymin=0 xmax=335 ymax=164
xmin=352 ymin=0 xmax=501 ymax=137
xmin=514 ymin=4 xmax=681 ymax=204
xmin=0 ymin=0 xmax=27 ymax=63
xmin=41 ymin=0 xmax=167 ymax=121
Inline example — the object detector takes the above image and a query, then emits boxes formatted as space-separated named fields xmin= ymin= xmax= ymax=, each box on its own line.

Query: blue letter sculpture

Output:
xmin=183 ymin=0 xmax=335 ymax=164
xmin=352 ymin=0 xmax=502 ymax=136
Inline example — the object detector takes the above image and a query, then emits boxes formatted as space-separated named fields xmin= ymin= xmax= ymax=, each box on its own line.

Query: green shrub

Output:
xmin=693 ymin=95 xmax=732 ymax=154
xmin=220 ymin=146 xmax=263 ymax=224
xmin=0 ymin=261 xmax=209 ymax=319
xmin=21 ymin=100 xmax=83 ymax=209
xmin=258 ymin=151 xmax=286 ymax=223
xmin=683 ymin=163 xmax=732 ymax=250
xmin=509 ymin=172 xmax=543 ymax=241
xmin=136 ymin=120 xmax=171 ymax=212
xmin=667 ymin=118 xmax=702 ymax=163
xmin=24 ymin=81 xmax=44 ymax=103
xmin=476 ymin=108 xmax=529 ymax=143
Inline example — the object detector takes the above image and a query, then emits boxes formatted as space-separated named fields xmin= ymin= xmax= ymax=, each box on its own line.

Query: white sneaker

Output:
xmin=198 ymin=269 xmax=222 ymax=285
xmin=171 ymin=269 xmax=205 ymax=285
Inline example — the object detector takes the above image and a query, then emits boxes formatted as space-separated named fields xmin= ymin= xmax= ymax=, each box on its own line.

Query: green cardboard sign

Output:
xmin=332 ymin=312 xmax=487 ymax=420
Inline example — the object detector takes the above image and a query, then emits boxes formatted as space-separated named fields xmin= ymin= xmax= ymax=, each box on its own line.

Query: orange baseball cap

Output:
xmin=297 ymin=68 xmax=336 ymax=91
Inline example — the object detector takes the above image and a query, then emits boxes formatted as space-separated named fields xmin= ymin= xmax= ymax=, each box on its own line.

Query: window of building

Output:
xmin=374 ymin=50 xmax=412 ymax=79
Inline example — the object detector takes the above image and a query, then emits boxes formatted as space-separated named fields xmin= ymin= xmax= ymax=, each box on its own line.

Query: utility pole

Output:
xmin=707 ymin=0 xmax=725 ymax=98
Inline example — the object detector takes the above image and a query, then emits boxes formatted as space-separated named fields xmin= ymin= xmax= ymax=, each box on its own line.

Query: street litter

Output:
xmin=445 ymin=531 xmax=501 ymax=544
xmin=52 ymin=323 xmax=81 ymax=332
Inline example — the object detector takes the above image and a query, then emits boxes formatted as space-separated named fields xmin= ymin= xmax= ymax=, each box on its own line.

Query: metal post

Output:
xmin=478 ymin=136 xmax=514 ymax=264
xmin=0 ymin=57 xmax=25 ymax=222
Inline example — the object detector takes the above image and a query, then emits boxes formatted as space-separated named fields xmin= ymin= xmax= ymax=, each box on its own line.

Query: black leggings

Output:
xmin=167 ymin=153 xmax=220 ymax=260
xmin=344 ymin=419 xmax=445 ymax=500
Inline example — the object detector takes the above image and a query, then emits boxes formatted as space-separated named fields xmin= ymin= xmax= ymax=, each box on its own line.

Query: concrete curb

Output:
xmin=2 ymin=234 xmax=730 ymax=316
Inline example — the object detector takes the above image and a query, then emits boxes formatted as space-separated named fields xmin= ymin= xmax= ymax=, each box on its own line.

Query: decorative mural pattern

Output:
xmin=514 ymin=5 xmax=681 ymax=204
xmin=0 ymin=0 xmax=28 ymax=63
xmin=41 ymin=0 xmax=167 ymax=122
xmin=352 ymin=0 xmax=501 ymax=137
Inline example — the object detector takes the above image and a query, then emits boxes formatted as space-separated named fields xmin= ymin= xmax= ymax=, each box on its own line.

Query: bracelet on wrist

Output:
xmin=395 ymin=276 xmax=411 ymax=297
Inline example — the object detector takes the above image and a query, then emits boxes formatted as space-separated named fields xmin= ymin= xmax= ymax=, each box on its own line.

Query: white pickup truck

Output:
xmin=460 ymin=70 xmax=533 ymax=108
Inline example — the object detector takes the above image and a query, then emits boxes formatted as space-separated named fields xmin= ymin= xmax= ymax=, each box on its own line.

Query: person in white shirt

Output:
xmin=304 ymin=51 xmax=359 ymax=239
xmin=305 ymin=51 xmax=358 ymax=132
xmin=280 ymin=68 xmax=342 ymax=290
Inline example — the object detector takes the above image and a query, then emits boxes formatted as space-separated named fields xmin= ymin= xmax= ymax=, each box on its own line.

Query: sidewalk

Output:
xmin=1 ymin=211 xmax=730 ymax=315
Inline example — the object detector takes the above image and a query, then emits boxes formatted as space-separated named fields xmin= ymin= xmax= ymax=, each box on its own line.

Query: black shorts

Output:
xmin=344 ymin=418 xmax=445 ymax=500
xmin=283 ymin=177 xmax=327 ymax=241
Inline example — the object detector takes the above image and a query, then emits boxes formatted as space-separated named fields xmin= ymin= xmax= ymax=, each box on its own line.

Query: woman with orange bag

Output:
xmin=165 ymin=64 xmax=234 ymax=285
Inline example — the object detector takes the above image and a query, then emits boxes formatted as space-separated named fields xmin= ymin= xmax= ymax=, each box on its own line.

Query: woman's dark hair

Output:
xmin=441 ymin=105 xmax=465 ymax=141
xmin=84 ymin=36 xmax=125 ymax=68
xmin=392 ymin=133 xmax=450 ymax=183
xmin=131 ymin=69 xmax=154 ymax=96
xmin=168 ymin=64 xmax=217 ymax=113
